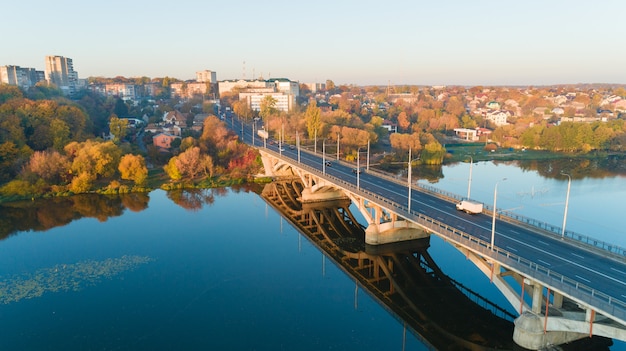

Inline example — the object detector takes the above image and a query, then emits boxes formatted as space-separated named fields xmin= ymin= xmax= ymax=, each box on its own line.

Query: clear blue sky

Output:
xmin=2 ymin=0 xmax=625 ymax=86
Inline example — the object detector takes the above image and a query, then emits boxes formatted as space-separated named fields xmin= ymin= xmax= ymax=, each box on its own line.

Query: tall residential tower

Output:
xmin=45 ymin=55 xmax=78 ymax=96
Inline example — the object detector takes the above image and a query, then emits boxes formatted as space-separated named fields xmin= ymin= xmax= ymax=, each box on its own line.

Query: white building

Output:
xmin=105 ymin=83 xmax=136 ymax=100
xmin=486 ymin=110 xmax=510 ymax=126
xmin=239 ymin=92 xmax=294 ymax=112
xmin=218 ymin=79 xmax=271 ymax=96
xmin=196 ymin=70 xmax=216 ymax=83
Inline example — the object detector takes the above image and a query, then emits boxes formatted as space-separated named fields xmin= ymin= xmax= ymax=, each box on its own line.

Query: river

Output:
xmin=0 ymin=159 xmax=623 ymax=350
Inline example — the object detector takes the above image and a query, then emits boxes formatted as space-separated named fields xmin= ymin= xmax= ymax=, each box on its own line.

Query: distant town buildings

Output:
xmin=45 ymin=55 xmax=80 ymax=96
xmin=170 ymin=70 xmax=218 ymax=100
xmin=219 ymin=78 xmax=299 ymax=112
xmin=303 ymin=82 xmax=325 ymax=93
xmin=0 ymin=65 xmax=44 ymax=88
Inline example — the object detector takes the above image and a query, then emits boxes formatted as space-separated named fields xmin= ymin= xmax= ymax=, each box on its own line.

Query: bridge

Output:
xmin=260 ymin=179 xmax=614 ymax=350
xmin=230 ymin=115 xmax=626 ymax=350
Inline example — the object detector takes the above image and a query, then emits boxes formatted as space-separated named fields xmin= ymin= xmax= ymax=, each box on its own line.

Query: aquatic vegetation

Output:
xmin=0 ymin=255 xmax=154 ymax=304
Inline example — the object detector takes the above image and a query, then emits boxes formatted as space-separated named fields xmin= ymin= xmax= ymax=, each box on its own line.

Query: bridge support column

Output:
xmin=513 ymin=312 xmax=587 ymax=350
xmin=531 ymin=281 xmax=543 ymax=314
xmin=300 ymin=187 xmax=348 ymax=203
xmin=365 ymin=219 xmax=429 ymax=245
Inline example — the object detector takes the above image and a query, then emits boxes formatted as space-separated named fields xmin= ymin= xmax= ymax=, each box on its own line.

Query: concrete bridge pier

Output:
xmin=364 ymin=211 xmax=429 ymax=245
xmin=513 ymin=312 xmax=588 ymax=350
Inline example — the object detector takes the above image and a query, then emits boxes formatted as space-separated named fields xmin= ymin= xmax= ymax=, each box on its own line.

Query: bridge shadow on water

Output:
xmin=260 ymin=179 xmax=614 ymax=351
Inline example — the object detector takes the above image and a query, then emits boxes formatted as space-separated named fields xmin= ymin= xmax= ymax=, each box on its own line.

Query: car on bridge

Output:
xmin=325 ymin=161 xmax=332 ymax=167
xmin=352 ymin=168 xmax=362 ymax=174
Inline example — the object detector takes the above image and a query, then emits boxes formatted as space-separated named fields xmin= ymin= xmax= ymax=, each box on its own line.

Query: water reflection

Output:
xmin=261 ymin=179 xmax=613 ymax=350
xmin=417 ymin=154 xmax=626 ymax=184
xmin=165 ymin=184 xmax=262 ymax=211
xmin=0 ymin=193 xmax=149 ymax=240
xmin=0 ymin=255 xmax=154 ymax=304
xmin=515 ymin=156 xmax=626 ymax=179
xmin=0 ymin=184 xmax=265 ymax=240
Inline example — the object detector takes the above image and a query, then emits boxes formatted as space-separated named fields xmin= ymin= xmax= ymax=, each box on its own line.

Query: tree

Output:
xmin=325 ymin=80 xmax=336 ymax=92
xmin=233 ymin=99 xmax=253 ymax=120
xmin=108 ymin=115 xmax=128 ymax=142
xmin=65 ymin=140 xmax=122 ymax=180
xmin=164 ymin=157 xmax=182 ymax=180
xmin=69 ymin=171 xmax=93 ymax=193
xmin=390 ymin=133 xmax=422 ymax=152
xmin=50 ymin=119 xmax=70 ymax=151
xmin=397 ymin=111 xmax=410 ymax=131
xmin=175 ymin=146 xmax=203 ymax=179
xmin=27 ymin=150 xmax=69 ymax=182
xmin=259 ymin=95 xmax=278 ymax=122
xmin=0 ymin=84 xmax=24 ymax=103
xmin=114 ymin=98 xmax=129 ymax=117
xmin=118 ymin=154 xmax=148 ymax=185
xmin=305 ymin=100 xmax=321 ymax=139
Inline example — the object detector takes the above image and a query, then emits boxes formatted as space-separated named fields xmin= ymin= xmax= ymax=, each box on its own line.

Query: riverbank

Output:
xmin=0 ymin=167 xmax=273 ymax=205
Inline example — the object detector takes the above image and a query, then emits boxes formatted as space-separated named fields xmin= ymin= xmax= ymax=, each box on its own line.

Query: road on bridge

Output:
xmin=230 ymin=113 xmax=626 ymax=321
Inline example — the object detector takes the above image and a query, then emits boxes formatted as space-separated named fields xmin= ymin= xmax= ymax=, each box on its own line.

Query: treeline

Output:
xmin=517 ymin=120 xmax=626 ymax=152
xmin=0 ymin=84 xmax=260 ymax=201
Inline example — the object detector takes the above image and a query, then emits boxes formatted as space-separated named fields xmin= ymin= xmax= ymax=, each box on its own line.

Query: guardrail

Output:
xmin=363 ymin=162 xmax=626 ymax=261
xmin=259 ymin=148 xmax=626 ymax=323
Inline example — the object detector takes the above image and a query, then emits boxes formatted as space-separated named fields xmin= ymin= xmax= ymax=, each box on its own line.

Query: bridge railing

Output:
xmin=260 ymin=148 xmax=626 ymax=322
xmin=364 ymin=164 xmax=626 ymax=260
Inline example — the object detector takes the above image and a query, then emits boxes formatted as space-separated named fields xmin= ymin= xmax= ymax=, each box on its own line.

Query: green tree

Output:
xmin=0 ymin=84 xmax=23 ymax=104
xmin=50 ymin=119 xmax=71 ymax=151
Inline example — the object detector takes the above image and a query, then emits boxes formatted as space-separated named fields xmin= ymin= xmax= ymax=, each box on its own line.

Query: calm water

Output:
xmin=0 ymin=160 xmax=624 ymax=350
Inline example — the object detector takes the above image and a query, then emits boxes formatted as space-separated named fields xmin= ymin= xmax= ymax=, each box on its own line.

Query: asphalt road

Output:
xmin=230 ymin=114 xmax=626 ymax=317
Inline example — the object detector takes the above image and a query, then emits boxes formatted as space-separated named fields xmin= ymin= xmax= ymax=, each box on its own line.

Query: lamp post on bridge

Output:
xmin=366 ymin=139 xmax=370 ymax=171
xmin=322 ymin=139 xmax=326 ymax=174
xmin=491 ymin=178 xmax=507 ymax=251
xmin=560 ymin=172 xmax=571 ymax=239
xmin=357 ymin=147 xmax=362 ymax=190
xmin=466 ymin=155 xmax=473 ymax=199
xmin=408 ymin=148 xmax=412 ymax=213
xmin=296 ymin=131 xmax=300 ymax=163
xmin=337 ymin=133 xmax=340 ymax=161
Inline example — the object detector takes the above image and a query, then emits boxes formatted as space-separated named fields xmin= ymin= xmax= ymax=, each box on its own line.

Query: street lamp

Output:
xmin=296 ymin=131 xmax=300 ymax=163
xmin=322 ymin=139 xmax=326 ymax=174
xmin=357 ymin=147 xmax=361 ymax=190
xmin=366 ymin=139 xmax=370 ymax=171
xmin=466 ymin=155 xmax=473 ymax=199
xmin=336 ymin=133 xmax=340 ymax=161
xmin=491 ymin=178 xmax=507 ymax=251
xmin=561 ymin=172 xmax=571 ymax=238
xmin=408 ymin=148 xmax=412 ymax=213
xmin=252 ymin=119 xmax=256 ymax=146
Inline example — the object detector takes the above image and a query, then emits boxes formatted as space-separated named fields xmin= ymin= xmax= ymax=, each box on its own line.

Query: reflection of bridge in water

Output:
xmin=261 ymin=179 xmax=612 ymax=350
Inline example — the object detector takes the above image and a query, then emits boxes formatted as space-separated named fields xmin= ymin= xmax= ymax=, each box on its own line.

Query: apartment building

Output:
xmin=196 ymin=70 xmax=216 ymax=83
xmin=0 ymin=65 xmax=44 ymax=88
xmin=239 ymin=91 xmax=294 ymax=112
xmin=45 ymin=55 xmax=79 ymax=96
xmin=170 ymin=70 xmax=218 ymax=99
